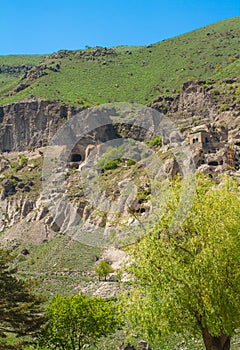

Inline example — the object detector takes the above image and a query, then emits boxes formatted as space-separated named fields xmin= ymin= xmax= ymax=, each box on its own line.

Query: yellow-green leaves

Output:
xmin=125 ymin=175 xmax=240 ymax=347
xmin=41 ymin=294 xmax=119 ymax=350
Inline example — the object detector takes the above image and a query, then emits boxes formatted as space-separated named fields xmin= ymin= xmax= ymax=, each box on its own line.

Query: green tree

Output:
xmin=95 ymin=261 xmax=114 ymax=281
xmin=125 ymin=175 xmax=240 ymax=350
xmin=41 ymin=294 xmax=119 ymax=350
xmin=0 ymin=249 xmax=44 ymax=343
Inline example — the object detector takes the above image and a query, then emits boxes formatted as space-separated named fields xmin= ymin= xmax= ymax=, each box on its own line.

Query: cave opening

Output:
xmin=71 ymin=153 xmax=82 ymax=162
xmin=208 ymin=161 xmax=218 ymax=166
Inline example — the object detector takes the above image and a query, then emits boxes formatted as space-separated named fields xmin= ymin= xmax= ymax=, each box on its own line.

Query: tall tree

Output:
xmin=0 ymin=249 xmax=44 ymax=341
xmin=125 ymin=175 xmax=240 ymax=350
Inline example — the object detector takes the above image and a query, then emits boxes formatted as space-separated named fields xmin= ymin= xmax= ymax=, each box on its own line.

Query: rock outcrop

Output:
xmin=151 ymin=80 xmax=240 ymax=131
xmin=0 ymin=80 xmax=240 ymax=245
xmin=0 ymin=99 xmax=82 ymax=152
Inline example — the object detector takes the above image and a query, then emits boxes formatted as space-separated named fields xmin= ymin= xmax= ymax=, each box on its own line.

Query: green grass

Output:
xmin=18 ymin=235 xmax=100 ymax=272
xmin=15 ymin=235 xmax=101 ymax=296
xmin=0 ymin=54 xmax=45 ymax=66
xmin=214 ymin=58 xmax=240 ymax=79
xmin=0 ymin=55 xmax=45 ymax=99
xmin=0 ymin=17 xmax=239 ymax=106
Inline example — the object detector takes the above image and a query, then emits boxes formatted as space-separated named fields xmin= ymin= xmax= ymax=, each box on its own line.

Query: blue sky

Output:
xmin=1 ymin=0 xmax=239 ymax=55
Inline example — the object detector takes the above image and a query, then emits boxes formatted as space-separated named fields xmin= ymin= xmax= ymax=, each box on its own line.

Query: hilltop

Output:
xmin=0 ymin=16 xmax=239 ymax=106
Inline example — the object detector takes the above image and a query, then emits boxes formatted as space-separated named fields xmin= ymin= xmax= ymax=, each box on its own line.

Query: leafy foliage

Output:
xmin=145 ymin=135 xmax=162 ymax=147
xmin=125 ymin=175 xmax=240 ymax=350
xmin=95 ymin=261 xmax=114 ymax=281
xmin=97 ymin=146 xmax=123 ymax=170
xmin=40 ymin=294 xmax=119 ymax=350
xmin=103 ymin=159 xmax=122 ymax=171
xmin=0 ymin=249 xmax=44 ymax=343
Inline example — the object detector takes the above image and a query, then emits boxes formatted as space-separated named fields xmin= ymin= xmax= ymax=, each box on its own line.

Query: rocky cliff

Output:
xmin=0 ymin=98 xmax=82 ymax=152
xmin=0 ymin=79 xmax=240 ymax=246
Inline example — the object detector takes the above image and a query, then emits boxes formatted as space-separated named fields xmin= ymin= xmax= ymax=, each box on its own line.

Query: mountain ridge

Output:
xmin=0 ymin=16 xmax=239 ymax=106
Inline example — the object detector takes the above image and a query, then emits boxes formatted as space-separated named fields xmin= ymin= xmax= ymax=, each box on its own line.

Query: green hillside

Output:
xmin=0 ymin=16 xmax=239 ymax=106
xmin=0 ymin=55 xmax=45 ymax=99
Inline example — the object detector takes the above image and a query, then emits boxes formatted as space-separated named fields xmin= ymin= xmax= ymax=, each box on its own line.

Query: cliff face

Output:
xmin=0 ymin=99 xmax=81 ymax=152
xmin=151 ymin=80 xmax=240 ymax=139
xmin=0 ymin=80 xmax=240 ymax=245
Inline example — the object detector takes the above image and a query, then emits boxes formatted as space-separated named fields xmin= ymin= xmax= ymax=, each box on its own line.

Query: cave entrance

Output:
xmin=208 ymin=161 xmax=218 ymax=166
xmin=71 ymin=154 xmax=82 ymax=162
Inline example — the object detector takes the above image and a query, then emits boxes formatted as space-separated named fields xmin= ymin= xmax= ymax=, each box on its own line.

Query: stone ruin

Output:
xmin=188 ymin=124 xmax=240 ymax=172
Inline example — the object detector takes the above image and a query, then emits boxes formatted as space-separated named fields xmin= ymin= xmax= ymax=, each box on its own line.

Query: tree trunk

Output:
xmin=202 ymin=328 xmax=230 ymax=350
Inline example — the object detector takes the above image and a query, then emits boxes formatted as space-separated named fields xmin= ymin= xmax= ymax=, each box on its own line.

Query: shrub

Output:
xmin=40 ymin=294 xmax=119 ymax=350
xmin=126 ymin=159 xmax=136 ymax=166
xmin=18 ymin=154 xmax=28 ymax=166
xmin=219 ymin=104 xmax=229 ymax=112
xmin=103 ymin=159 xmax=122 ymax=171
xmin=97 ymin=146 xmax=123 ymax=170
xmin=95 ymin=261 xmax=114 ymax=281
xmin=146 ymin=135 xmax=162 ymax=147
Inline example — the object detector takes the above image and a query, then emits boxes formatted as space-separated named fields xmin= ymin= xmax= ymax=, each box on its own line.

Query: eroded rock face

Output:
xmin=0 ymin=99 xmax=82 ymax=152
xmin=151 ymin=80 xmax=240 ymax=130
xmin=0 ymin=87 xmax=239 ymax=244
xmin=164 ymin=157 xmax=180 ymax=179
xmin=152 ymin=80 xmax=218 ymax=119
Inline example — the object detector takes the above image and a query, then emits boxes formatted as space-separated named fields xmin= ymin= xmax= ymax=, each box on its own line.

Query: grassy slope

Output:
xmin=0 ymin=55 xmax=45 ymax=97
xmin=0 ymin=17 xmax=239 ymax=106
xmin=16 ymin=236 xmax=100 ymax=296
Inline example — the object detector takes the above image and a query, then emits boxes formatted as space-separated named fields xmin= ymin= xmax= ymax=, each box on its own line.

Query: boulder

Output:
xmin=137 ymin=340 xmax=151 ymax=350
xmin=1 ymin=179 xmax=16 ymax=199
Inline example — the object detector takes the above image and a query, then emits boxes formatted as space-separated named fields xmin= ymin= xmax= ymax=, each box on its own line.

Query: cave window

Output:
xmin=205 ymin=137 xmax=209 ymax=143
xmin=193 ymin=137 xmax=199 ymax=144
xmin=71 ymin=154 xmax=82 ymax=162
xmin=208 ymin=161 xmax=218 ymax=166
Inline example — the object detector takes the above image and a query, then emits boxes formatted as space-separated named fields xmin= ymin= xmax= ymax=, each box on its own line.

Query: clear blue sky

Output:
xmin=1 ymin=0 xmax=239 ymax=55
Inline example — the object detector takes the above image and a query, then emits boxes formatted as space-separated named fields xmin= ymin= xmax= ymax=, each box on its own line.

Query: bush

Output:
xmin=97 ymin=146 xmax=123 ymax=170
xmin=219 ymin=104 xmax=229 ymax=112
xmin=40 ymin=294 xmax=119 ymax=350
xmin=95 ymin=261 xmax=114 ymax=281
xmin=103 ymin=159 xmax=122 ymax=171
xmin=126 ymin=159 xmax=136 ymax=166
xmin=146 ymin=135 xmax=162 ymax=147
xmin=18 ymin=154 xmax=28 ymax=166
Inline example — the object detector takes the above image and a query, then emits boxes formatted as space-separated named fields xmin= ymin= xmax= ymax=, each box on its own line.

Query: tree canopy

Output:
xmin=95 ymin=260 xmax=114 ymax=281
xmin=0 ymin=249 xmax=44 ymax=342
xmin=41 ymin=293 xmax=120 ymax=350
xmin=125 ymin=175 xmax=240 ymax=350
